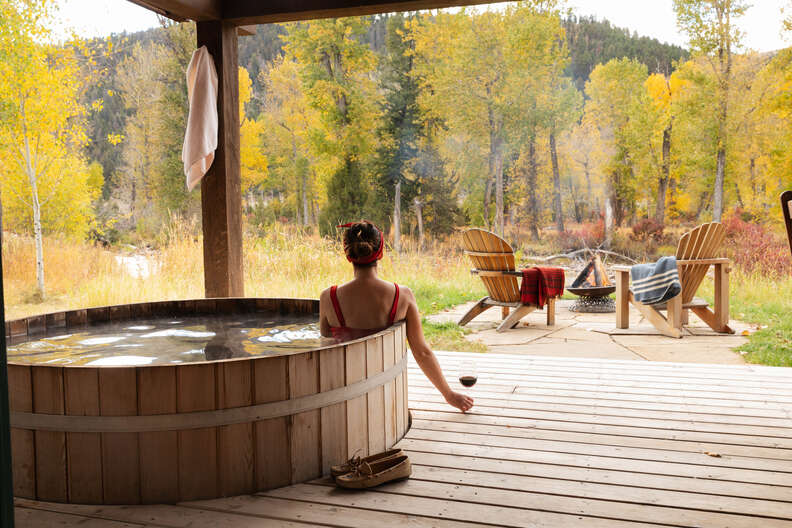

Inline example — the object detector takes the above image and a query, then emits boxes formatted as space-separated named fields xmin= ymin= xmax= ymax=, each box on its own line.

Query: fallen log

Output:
xmin=524 ymin=249 xmax=637 ymax=264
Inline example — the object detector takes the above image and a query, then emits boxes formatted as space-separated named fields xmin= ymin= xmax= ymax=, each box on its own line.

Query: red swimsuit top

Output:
xmin=329 ymin=283 xmax=400 ymax=340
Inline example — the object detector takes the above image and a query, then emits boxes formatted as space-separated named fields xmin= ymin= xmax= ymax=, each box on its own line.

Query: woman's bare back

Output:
xmin=320 ymin=278 xmax=407 ymax=331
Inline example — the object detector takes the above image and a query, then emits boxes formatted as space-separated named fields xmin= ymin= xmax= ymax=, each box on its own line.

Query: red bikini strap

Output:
xmin=388 ymin=283 xmax=400 ymax=326
xmin=330 ymin=285 xmax=346 ymax=327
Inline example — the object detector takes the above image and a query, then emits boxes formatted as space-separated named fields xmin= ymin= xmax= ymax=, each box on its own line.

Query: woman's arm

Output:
xmin=402 ymin=288 xmax=473 ymax=413
xmin=318 ymin=289 xmax=332 ymax=338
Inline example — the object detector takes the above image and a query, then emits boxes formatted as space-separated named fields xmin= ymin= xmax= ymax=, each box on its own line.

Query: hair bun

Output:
xmin=342 ymin=221 xmax=382 ymax=265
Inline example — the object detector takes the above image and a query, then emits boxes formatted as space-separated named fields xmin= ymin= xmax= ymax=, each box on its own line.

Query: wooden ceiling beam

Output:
xmin=126 ymin=0 xmax=222 ymax=21
xmin=221 ymin=0 xmax=495 ymax=24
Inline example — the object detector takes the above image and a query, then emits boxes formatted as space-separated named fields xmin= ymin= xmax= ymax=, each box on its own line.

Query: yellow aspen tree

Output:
xmin=0 ymin=0 xmax=100 ymax=300
xmin=673 ymin=0 xmax=749 ymax=221
xmin=239 ymin=66 xmax=269 ymax=195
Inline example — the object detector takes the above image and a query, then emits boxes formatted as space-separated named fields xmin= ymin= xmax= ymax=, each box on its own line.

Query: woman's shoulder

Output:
xmin=319 ymin=286 xmax=335 ymax=302
xmin=395 ymin=284 xmax=415 ymax=303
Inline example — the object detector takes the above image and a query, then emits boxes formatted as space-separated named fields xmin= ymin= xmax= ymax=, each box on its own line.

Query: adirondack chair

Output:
xmin=613 ymin=222 xmax=734 ymax=338
xmin=782 ymin=191 xmax=792 ymax=258
xmin=459 ymin=228 xmax=556 ymax=333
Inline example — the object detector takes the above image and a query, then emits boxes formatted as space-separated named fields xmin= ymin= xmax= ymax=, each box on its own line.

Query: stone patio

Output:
xmin=428 ymin=299 xmax=754 ymax=364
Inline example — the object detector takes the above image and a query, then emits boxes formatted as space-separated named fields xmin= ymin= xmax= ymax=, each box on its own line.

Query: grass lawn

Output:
xmin=700 ymin=272 xmax=792 ymax=366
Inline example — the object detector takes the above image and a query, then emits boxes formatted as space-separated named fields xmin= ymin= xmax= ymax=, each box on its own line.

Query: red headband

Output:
xmin=337 ymin=222 xmax=384 ymax=265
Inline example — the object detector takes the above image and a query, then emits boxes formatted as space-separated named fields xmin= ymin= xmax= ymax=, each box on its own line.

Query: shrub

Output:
xmin=555 ymin=220 xmax=605 ymax=251
xmin=722 ymin=211 xmax=791 ymax=278
xmin=630 ymin=218 xmax=665 ymax=242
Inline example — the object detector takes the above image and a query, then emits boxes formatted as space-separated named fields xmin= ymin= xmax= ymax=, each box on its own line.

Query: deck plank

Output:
xmin=408 ymin=415 xmax=792 ymax=460
xmin=404 ymin=461 xmax=792 ymax=516
xmin=408 ymin=384 xmax=791 ymax=418
xmin=306 ymin=479 xmax=792 ymax=528
xmin=15 ymin=505 xmax=143 ymax=527
xmin=14 ymin=498 xmax=315 ymax=527
xmin=263 ymin=483 xmax=662 ymax=527
xmin=408 ymin=390 xmax=792 ymax=427
xmin=407 ymin=406 xmax=792 ymax=449
xmin=403 ymin=449 xmax=792 ymax=502
xmin=407 ymin=367 xmax=792 ymax=402
xmin=405 ymin=426 xmax=792 ymax=473
xmin=16 ymin=351 xmax=792 ymax=528
xmin=410 ymin=376 xmax=792 ymax=405
xmin=429 ymin=353 xmax=792 ymax=383
xmin=397 ymin=437 xmax=792 ymax=486
xmin=188 ymin=494 xmax=490 ymax=527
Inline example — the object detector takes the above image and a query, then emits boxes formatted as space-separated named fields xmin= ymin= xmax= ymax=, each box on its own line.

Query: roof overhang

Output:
xmin=127 ymin=0 xmax=497 ymax=24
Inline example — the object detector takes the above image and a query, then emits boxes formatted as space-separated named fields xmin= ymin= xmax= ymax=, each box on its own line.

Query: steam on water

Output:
xmin=8 ymin=314 xmax=324 ymax=366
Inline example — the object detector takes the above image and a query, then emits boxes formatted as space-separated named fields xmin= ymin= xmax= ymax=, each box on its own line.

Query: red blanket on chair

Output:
xmin=520 ymin=267 xmax=565 ymax=307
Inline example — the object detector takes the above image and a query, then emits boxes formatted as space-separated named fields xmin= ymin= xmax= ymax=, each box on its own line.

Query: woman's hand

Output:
xmin=444 ymin=390 xmax=474 ymax=413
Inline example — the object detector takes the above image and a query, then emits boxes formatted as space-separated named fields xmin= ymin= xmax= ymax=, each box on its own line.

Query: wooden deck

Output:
xmin=15 ymin=350 xmax=792 ymax=527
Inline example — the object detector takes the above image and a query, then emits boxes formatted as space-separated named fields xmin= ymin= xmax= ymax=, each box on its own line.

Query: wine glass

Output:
xmin=458 ymin=359 xmax=478 ymax=392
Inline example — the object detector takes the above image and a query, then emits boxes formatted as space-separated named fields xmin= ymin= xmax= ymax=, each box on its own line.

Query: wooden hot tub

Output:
xmin=6 ymin=298 xmax=409 ymax=504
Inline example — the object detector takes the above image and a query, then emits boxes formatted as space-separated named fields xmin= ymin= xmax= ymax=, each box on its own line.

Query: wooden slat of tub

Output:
xmin=345 ymin=342 xmax=368 ymax=459
xmin=32 ymin=366 xmax=67 ymax=502
xmin=9 ymin=364 xmax=35 ymax=499
xmin=137 ymin=366 xmax=178 ymax=504
xmin=177 ymin=363 xmax=218 ymax=501
xmin=217 ymin=360 xmax=255 ymax=496
xmin=319 ymin=347 xmax=346 ymax=476
xmin=99 ymin=368 xmax=140 ymax=504
xmin=289 ymin=352 xmax=320 ymax=483
xmin=382 ymin=332 xmax=396 ymax=447
xmin=395 ymin=353 xmax=405 ymax=442
xmin=253 ymin=356 xmax=291 ymax=490
xmin=400 ymin=325 xmax=409 ymax=435
xmin=366 ymin=336 xmax=386 ymax=454
xmin=64 ymin=368 xmax=102 ymax=504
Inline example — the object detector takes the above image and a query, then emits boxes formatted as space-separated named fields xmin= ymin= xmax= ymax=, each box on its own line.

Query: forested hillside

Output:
xmin=2 ymin=0 xmax=789 ymax=256
xmin=63 ymin=10 xmax=688 ymax=242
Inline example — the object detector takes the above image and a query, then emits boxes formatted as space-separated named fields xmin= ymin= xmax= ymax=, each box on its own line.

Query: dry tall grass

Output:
xmin=3 ymin=224 xmax=485 ymax=320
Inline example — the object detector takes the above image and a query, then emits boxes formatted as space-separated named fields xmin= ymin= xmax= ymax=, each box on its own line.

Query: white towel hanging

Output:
xmin=182 ymin=45 xmax=218 ymax=191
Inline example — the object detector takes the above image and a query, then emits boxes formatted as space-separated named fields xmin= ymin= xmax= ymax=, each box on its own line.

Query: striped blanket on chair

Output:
xmin=630 ymin=256 xmax=681 ymax=305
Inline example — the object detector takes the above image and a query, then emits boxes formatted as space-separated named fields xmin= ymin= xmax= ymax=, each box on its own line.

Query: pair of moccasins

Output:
xmin=331 ymin=448 xmax=411 ymax=489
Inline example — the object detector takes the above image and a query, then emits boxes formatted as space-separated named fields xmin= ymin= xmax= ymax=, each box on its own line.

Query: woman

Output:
xmin=319 ymin=221 xmax=473 ymax=413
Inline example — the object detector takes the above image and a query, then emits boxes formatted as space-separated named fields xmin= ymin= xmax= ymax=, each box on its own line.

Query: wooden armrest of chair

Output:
xmin=676 ymin=258 xmax=730 ymax=266
xmin=612 ymin=259 xmax=729 ymax=271
xmin=471 ymin=269 xmax=523 ymax=277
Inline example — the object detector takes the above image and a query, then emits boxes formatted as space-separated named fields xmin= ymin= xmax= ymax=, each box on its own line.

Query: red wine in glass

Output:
xmin=458 ymin=360 xmax=478 ymax=389
xmin=459 ymin=375 xmax=478 ymax=387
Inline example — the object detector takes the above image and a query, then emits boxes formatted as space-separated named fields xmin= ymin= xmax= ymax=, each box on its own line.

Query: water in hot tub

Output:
xmin=8 ymin=314 xmax=326 ymax=366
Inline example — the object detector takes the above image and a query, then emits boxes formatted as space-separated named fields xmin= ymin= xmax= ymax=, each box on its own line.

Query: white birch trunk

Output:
xmin=393 ymin=179 xmax=401 ymax=253
xmin=23 ymin=127 xmax=45 ymax=299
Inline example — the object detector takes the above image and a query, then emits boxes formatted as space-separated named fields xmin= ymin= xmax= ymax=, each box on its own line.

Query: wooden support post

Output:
xmin=714 ymin=262 xmax=730 ymax=331
xmin=501 ymin=306 xmax=509 ymax=320
xmin=615 ymin=269 xmax=629 ymax=329
xmin=0 ymin=230 xmax=15 ymax=527
xmin=196 ymin=21 xmax=244 ymax=298
xmin=546 ymin=297 xmax=556 ymax=327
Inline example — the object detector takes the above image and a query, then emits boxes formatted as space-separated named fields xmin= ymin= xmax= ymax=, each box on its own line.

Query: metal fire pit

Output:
xmin=567 ymin=254 xmax=616 ymax=313
xmin=568 ymin=287 xmax=616 ymax=313
xmin=567 ymin=286 xmax=616 ymax=298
